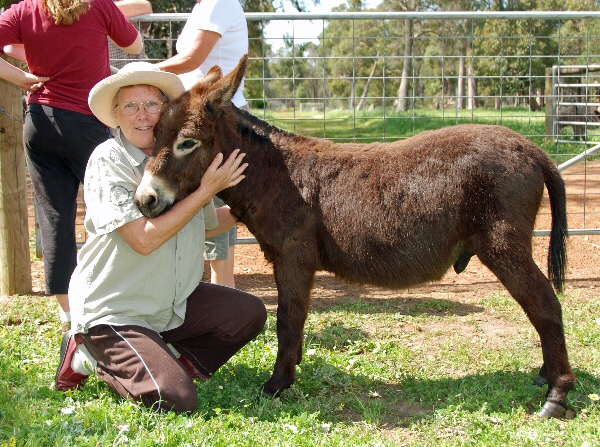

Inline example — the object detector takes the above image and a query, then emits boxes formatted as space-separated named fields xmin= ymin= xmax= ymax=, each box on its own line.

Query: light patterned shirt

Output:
xmin=69 ymin=129 xmax=218 ymax=334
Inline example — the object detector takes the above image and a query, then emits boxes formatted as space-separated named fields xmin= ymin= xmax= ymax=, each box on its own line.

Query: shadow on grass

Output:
xmin=310 ymin=296 xmax=485 ymax=317
xmin=2 ymin=354 xmax=596 ymax=433
xmin=217 ymin=362 xmax=599 ymax=429
xmin=237 ymin=272 xmax=488 ymax=317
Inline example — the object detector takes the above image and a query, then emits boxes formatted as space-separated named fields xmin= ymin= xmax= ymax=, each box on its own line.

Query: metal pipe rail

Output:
xmin=134 ymin=11 xmax=600 ymax=21
xmin=66 ymin=10 xmax=600 ymax=246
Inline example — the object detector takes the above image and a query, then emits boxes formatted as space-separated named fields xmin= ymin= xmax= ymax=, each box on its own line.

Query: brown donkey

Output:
xmin=135 ymin=55 xmax=575 ymax=418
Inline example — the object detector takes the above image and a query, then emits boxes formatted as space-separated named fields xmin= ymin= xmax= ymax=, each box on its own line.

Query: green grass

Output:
xmin=257 ymin=106 xmax=600 ymax=164
xmin=1 ymin=289 xmax=599 ymax=446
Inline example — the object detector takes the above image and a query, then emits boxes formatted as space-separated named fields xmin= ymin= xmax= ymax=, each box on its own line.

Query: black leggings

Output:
xmin=24 ymin=104 xmax=110 ymax=294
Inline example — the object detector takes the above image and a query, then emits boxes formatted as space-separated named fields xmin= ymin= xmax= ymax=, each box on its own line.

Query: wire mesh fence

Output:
xmin=18 ymin=11 xmax=600 ymax=249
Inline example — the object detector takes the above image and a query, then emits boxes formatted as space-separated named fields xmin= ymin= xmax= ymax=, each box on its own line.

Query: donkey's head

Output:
xmin=134 ymin=55 xmax=248 ymax=218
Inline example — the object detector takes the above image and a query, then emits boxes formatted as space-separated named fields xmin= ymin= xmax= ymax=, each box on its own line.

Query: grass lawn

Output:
xmin=1 ymin=289 xmax=599 ymax=446
xmin=256 ymin=106 xmax=599 ymax=164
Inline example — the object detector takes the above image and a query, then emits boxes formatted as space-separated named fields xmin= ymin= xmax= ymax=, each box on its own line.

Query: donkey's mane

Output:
xmin=236 ymin=107 xmax=278 ymax=133
xmin=234 ymin=107 xmax=291 ymax=141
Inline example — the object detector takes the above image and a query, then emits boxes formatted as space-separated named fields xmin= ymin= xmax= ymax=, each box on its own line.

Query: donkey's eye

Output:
xmin=174 ymin=138 xmax=201 ymax=157
xmin=180 ymin=139 xmax=196 ymax=149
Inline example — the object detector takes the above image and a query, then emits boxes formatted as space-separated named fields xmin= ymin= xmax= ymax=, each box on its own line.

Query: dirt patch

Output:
xmin=230 ymin=161 xmax=600 ymax=312
xmin=28 ymin=160 xmax=600 ymax=314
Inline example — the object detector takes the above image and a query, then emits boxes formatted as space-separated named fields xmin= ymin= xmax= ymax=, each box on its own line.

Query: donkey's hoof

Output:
xmin=534 ymin=375 xmax=548 ymax=386
xmin=261 ymin=378 xmax=291 ymax=398
xmin=260 ymin=384 xmax=279 ymax=398
xmin=538 ymin=401 xmax=568 ymax=418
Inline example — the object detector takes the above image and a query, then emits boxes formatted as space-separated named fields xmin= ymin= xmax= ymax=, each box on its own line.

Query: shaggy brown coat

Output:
xmin=134 ymin=55 xmax=574 ymax=418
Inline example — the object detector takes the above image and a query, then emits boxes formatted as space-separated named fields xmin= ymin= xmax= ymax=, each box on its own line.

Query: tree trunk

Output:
xmin=396 ymin=19 xmax=413 ymax=112
xmin=457 ymin=55 xmax=465 ymax=110
xmin=529 ymin=85 xmax=540 ymax=111
xmin=357 ymin=56 xmax=378 ymax=111
xmin=350 ymin=66 xmax=356 ymax=110
xmin=466 ymin=40 xmax=477 ymax=110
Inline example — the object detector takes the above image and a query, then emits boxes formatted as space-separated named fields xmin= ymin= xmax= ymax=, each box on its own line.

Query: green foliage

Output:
xmin=474 ymin=17 xmax=559 ymax=95
xmin=259 ymin=1 xmax=600 ymax=111
xmin=0 ymin=0 xmax=15 ymax=10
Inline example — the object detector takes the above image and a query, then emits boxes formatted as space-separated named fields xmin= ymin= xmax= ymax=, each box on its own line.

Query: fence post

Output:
xmin=0 ymin=56 xmax=33 ymax=295
xmin=545 ymin=66 xmax=553 ymax=141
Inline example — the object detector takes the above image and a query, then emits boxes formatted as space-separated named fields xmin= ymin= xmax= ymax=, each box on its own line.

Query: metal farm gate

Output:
xmin=23 ymin=11 xmax=600 ymax=250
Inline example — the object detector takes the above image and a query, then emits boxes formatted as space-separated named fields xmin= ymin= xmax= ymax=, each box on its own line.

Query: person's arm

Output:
xmin=114 ymin=0 xmax=152 ymax=18
xmin=205 ymin=206 xmax=237 ymax=239
xmin=119 ymin=33 xmax=143 ymax=54
xmin=0 ymin=57 xmax=49 ymax=91
xmin=118 ymin=150 xmax=247 ymax=255
xmin=3 ymin=44 xmax=26 ymax=62
xmin=108 ymin=0 xmax=144 ymax=54
xmin=155 ymin=29 xmax=221 ymax=75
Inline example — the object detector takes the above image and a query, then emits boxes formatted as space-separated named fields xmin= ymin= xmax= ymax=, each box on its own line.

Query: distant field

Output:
xmin=253 ymin=107 xmax=599 ymax=163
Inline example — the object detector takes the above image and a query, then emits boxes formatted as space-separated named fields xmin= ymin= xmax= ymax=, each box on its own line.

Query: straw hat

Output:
xmin=89 ymin=61 xmax=185 ymax=129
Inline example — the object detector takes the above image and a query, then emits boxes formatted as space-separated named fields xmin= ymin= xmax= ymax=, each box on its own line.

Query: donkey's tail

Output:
xmin=541 ymin=158 xmax=568 ymax=293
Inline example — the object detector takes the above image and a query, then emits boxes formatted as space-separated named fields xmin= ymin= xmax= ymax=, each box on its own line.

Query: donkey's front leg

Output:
xmin=262 ymin=254 xmax=316 ymax=397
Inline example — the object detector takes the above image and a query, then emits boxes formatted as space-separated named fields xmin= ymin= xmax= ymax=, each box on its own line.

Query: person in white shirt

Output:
xmin=157 ymin=0 xmax=248 ymax=107
xmin=156 ymin=0 xmax=249 ymax=288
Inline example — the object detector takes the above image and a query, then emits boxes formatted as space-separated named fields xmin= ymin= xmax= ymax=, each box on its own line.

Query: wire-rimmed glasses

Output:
xmin=118 ymin=100 xmax=165 ymax=116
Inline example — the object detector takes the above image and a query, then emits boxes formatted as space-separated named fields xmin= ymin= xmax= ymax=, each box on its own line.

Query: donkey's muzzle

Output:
xmin=134 ymin=173 xmax=174 ymax=218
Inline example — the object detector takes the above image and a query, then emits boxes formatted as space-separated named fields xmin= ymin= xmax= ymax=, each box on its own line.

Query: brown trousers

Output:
xmin=80 ymin=282 xmax=267 ymax=413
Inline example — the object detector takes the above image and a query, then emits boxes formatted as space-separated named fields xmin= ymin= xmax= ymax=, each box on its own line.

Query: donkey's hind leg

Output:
xmin=476 ymin=236 xmax=575 ymax=418
xmin=535 ymin=363 xmax=548 ymax=386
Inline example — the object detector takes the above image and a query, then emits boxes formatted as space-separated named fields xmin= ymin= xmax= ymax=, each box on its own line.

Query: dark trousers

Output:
xmin=80 ymin=282 xmax=267 ymax=413
xmin=24 ymin=104 xmax=110 ymax=294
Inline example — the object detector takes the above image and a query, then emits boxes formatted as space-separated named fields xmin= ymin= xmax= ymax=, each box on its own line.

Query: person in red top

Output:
xmin=0 ymin=0 xmax=142 ymax=331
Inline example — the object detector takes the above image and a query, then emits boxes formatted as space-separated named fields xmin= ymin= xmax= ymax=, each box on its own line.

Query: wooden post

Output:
xmin=0 ymin=56 xmax=32 ymax=295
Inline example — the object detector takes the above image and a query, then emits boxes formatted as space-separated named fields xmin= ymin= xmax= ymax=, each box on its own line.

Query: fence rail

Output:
xmin=20 ymin=11 xmax=600 ymax=246
xmin=129 ymin=11 xmax=600 ymax=237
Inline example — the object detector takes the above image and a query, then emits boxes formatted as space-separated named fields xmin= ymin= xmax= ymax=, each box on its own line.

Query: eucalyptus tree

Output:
xmin=316 ymin=0 xmax=387 ymax=108
xmin=371 ymin=0 xmax=482 ymax=111
xmin=553 ymin=0 xmax=600 ymax=67
xmin=471 ymin=0 xmax=560 ymax=110
xmin=410 ymin=0 xmax=483 ymax=110
xmin=375 ymin=0 xmax=436 ymax=112
xmin=261 ymin=0 xmax=385 ymax=109
xmin=261 ymin=40 xmax=321 ymax=108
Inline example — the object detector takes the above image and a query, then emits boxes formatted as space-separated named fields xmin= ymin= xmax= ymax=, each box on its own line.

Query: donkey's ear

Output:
xmin=203 ymin=64 xmax=223 ymax=86
xmin=206 ymin=55 xmax=248 ymax=108
xmin=190 ymin=65 xmax=223 ymax=94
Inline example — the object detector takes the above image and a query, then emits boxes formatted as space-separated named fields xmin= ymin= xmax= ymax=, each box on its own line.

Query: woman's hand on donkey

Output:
xmin=199 ymin=149 xmax=247 ymax=196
